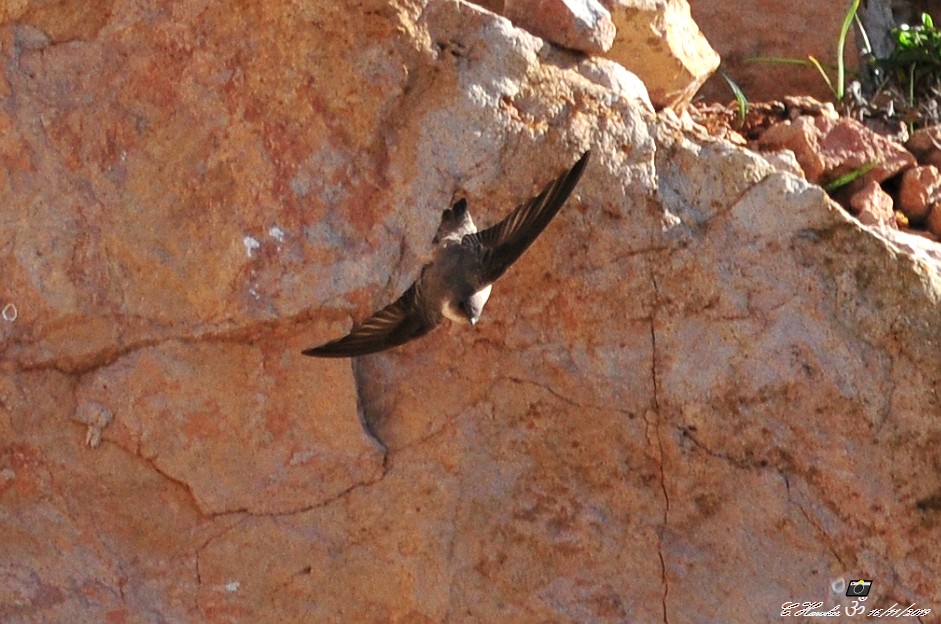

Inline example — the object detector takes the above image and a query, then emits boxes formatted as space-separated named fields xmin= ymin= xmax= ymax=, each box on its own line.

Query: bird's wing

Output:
xmin=302 ymin=283 xmax=437 ymax=358
xmin=473 ymin=150 xmax=590 ymax=283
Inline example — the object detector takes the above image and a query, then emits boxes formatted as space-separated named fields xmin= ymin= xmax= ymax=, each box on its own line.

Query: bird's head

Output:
xmin=443 ymin=284 xmax=493 ymax=326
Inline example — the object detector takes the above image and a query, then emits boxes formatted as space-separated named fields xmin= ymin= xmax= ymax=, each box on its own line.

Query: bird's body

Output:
xmin=303 ymin=150 xmax=590 ymax=358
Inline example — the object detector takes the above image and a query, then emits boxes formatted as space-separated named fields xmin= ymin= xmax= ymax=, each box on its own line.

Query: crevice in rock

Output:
xmin=647 ymin=265 xmax=670 ymax=624
xmin=192 ymin=517 xmax=250 ymax=615
xmin=390 ymin=413 xmax=462 ymax=455
xmin=194 ymin=545 xmax=204 ymax=613
xmin=138 ymin=451 xmax=208 ymax=516
xmin=192 ymin=465 xmax=392 ymax=520
xmin=116 ymin=575 xmax=127 ymax=608
xmin=498 ymin=374 xmax=635 ymax=416
xmin=643 ymin=409 xmax=670 ymax=624
xmin=293 ymin=466 xmax=389 ymax=514
xmin=14 ymin=333 xmax=169 ymax=376
xmin=678 ymin=427 xmax=762 ymax=471
xmin=91 ymin=375 xmax=389 ymax=520
xmin=609 ymin=244 xmax=672 ymax=266
xmin=11 ymin=305 xmax=331 ymax=377
xmin=780 ymin=472 xmax=849 ymax=572
xmin=350 ymin=357 xmax=389 ymax=455
xmin=504 ymin=374 xmax=583 ymax=408
xmin=680 ymin=424 xmax=854 ymax=574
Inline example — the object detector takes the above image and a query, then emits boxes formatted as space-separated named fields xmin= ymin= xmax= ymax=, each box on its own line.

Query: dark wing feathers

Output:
xmin=302 ymin=284 xmax=436 ymax=358
xmin=302 ymin=150 xmax=590 ymax=358
xmin=474 ymin=150 xmax=590 ymax=283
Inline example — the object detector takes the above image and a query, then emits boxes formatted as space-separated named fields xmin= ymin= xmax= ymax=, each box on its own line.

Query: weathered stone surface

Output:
xmin=0 ymin=0 xmax=114 ymax=42
xmin=2 ymin=1 xmax=941 ymax=623
xmin=573 ymin=56 xmax=654 ymax=111
xmin=504 ymin=0 xmax=616 ymax=54
xmin=602 ymin=0 xmax=720 ymax=109
xmin=898 ymin=164 xmax=941 ymax=222
xmin=850 ymin=179 xmax=896 ymax=229
xmin=756 ymin=115 xmax=916 ymax=187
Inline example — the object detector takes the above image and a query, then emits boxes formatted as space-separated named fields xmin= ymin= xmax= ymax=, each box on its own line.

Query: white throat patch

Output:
xmin=442 ymin=283 xmax=493 ymax=324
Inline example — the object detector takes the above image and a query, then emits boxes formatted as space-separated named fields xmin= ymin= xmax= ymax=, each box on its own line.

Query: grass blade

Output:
xmin=807 ymin=55 xmax=836 ymax=96
xmin=835 ymin=0 xmax=861 ymax=99
xmin=719 ymin=71 xmax=748 ymax=126
xmin=823 ymin=160 xmax=878 ymax=192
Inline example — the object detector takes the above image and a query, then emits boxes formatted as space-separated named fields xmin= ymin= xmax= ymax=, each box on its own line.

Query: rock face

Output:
xmin=2 ymin=2 xmax=941 ymax=624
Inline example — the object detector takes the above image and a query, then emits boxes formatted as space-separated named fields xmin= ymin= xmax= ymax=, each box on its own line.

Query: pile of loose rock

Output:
xmin=726 ymin=97 xmax=941 ymax=241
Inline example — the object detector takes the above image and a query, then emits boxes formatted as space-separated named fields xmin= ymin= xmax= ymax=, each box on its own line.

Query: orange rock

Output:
xmin=849 ymin=180 xmax=895 ymax=229
xmin=927 ymin=205 xmax=941 ymax=237
xmin=757 ymin=115 xmax=915 ymax=187
xmin=3 ymin=1 xmax=941 ymax=621
xmin=905 ymin=126 xmax=941 ymax=168
xmin=898 ymin=165 xmax=941 ymax=221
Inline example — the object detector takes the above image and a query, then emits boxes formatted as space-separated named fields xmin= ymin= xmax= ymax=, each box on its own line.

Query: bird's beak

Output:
xmin=469 ymin=316 xmax=478 ymax=326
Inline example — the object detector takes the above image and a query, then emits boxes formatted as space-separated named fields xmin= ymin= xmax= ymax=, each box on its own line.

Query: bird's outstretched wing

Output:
xmin=302 ymin=283 xmax=437 ymax=357
xmin=473 ymin=150 xmax=590 ymax=283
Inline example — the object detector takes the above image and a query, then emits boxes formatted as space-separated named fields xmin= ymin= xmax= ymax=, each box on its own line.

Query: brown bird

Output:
xmin=303 ymin=150 xmax=591 ymax=357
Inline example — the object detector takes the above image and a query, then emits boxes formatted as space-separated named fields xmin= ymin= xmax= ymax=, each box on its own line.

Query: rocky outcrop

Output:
xmin=1 ymin=1 xmax=940 ymax=623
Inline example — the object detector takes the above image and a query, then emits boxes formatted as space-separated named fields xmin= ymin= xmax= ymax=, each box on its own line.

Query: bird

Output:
xmin=302 ymin=150 xmax=591 ymax=358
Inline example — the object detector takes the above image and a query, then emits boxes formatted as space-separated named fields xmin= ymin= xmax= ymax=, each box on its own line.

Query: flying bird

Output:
xmin=303 ymin=150 xmax=591 ymax=358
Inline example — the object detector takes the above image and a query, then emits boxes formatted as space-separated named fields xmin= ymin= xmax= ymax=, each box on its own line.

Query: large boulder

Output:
xmin=602 ymin=0 xmax=719 ymax=109
xmin=1 ymin=1 xmax=939 ymax=622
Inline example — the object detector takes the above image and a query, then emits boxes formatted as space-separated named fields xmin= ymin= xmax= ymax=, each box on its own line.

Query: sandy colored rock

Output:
xmin=504 ymin=0 xmax=616 ymax=54
xmin=2 ymin=1 xmax=941 ymax=623
xmin=850 ymin=180 xmax=896 ymax=229
xmin=898 ymin=165 xmax=941 ymax=222
xmin=756 ymin=115 xmax=916 ymax=187
xmin=602 ymin=0 xmax=720 ymax=109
